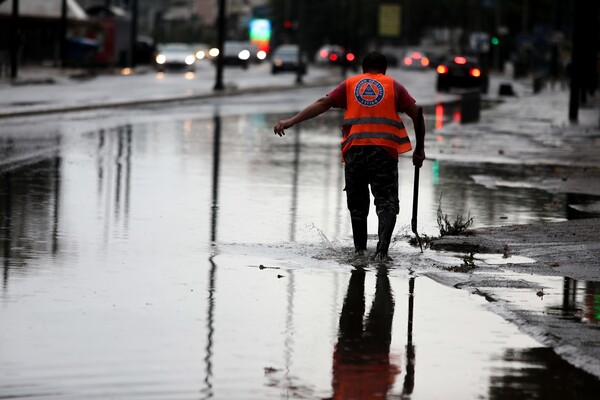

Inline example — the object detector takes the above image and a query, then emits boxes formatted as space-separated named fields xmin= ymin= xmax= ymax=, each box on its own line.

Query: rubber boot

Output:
xmin=373 ymin=212 xmax=396 ymax=262
xmin=351 ymin=216 xmax=368 ymax=255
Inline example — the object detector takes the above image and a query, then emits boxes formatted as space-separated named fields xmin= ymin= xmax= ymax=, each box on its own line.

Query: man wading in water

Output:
xmin=273 ymin=52 xmax=426 ymax=262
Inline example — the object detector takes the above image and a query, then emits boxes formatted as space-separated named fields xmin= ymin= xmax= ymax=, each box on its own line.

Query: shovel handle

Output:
xmin=411 ymin=166 xmax=420 ymax=234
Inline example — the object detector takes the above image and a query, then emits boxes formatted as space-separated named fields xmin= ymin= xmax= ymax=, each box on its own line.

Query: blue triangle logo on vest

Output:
xmin=354 ymin=78 xmax=384 ymax=106
xmin=362 ymin=84 xmax=377 ymax=97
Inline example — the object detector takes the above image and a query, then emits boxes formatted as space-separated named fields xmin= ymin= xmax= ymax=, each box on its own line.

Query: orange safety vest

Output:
xmin=342 ymin=73 xmax=412 ymax=157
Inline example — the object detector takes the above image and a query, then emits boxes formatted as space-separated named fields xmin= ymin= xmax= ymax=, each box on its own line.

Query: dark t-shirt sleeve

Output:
xmin=394 ymin=80 xmax=416 ymax=111
xmin=327 ymin=81 xmax=347 ymax=109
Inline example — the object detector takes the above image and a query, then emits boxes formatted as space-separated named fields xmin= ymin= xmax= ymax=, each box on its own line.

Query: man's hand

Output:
xmin=273 ymin=96 xmax=335 ymax=137
xmin=273 ymin=119 xmax=293 ymax=137
xmin=412 ymin=149 xmax=425 ymax=168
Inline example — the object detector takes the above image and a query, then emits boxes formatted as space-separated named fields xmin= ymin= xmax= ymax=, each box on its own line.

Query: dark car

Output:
xmin=315 ymin=44 xmax=357 ymax=70
xmin=436 ymin=55 xmax=489 ymax=93
xmin=401 ymin=49 xmax=431 ymax=70
xmin=270 ymin=44 xmax=306 ymax=74
xmin=219 ymin=41 xmax=252 ymax=69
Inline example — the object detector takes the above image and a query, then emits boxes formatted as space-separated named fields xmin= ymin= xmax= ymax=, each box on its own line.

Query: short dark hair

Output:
xmin=362 ymin=51 xmax=388 ymax=73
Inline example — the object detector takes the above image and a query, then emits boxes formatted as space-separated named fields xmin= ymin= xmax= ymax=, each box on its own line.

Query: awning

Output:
xmin=0 ymin=0 xmax=89 ymax=20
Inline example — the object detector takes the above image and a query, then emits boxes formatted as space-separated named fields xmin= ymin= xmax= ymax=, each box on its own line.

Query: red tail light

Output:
xmin=404 ymin=57 xmax=413 ymax=65
xmin=346 ymin=53 xmax=355 ymax=62
xmin=421 ymin=57 xmax=430 ymax=67
xmin=470 ymin=68 xmax=481 ymax=77
xmin=319 ymin=49 xmax=328 ymax=58
xmin=437 ymin=65 xmax=448 ymax=74
xmin=329 ymin=53 xmax=338 ymax=61
xmin=454 ymin=56 xmax=467 ymax=65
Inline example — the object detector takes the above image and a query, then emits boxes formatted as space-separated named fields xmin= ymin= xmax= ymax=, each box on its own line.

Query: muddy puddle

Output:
xmin=1 ymin=104 xmax=599 ymax=398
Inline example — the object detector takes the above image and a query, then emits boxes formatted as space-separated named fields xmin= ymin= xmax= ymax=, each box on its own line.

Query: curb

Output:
xmin=0 ymin=78 xmax=342 ymax=120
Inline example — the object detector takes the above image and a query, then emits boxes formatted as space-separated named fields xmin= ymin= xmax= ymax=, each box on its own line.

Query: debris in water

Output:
xmin=257 ymin=264 xmax=280 ymax=270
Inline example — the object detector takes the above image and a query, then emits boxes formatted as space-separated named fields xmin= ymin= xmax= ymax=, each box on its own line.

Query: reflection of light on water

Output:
xmin=183 ymin=119 xmax=192 ymax=135
xmin=121 ymin=68 xmax=132 ymax=75
xmin=185 ymin=72 xmax=195 ymax=80
xmin=435 ymin=104 xmax=444 ymax=130
xmin=431 ymin=160 xmax=440 ymax=186
xmin=156 ymin=72 xmax=165 ymax=79
xmin=453 ymin=109 xmax=461 ymax=123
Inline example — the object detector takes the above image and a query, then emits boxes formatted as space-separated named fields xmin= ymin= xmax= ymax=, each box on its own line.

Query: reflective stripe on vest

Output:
xmin=342 ymin=117 xmax=405 ymax=130
xmin=341 ymin=131 xmax=411 ymax=149
xmin=342 ymin=73 xmax=412 ymax=155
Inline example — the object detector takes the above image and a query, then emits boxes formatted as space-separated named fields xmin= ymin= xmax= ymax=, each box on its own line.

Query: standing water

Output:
xmin=1 ymin=95 xmax=599 ymax=398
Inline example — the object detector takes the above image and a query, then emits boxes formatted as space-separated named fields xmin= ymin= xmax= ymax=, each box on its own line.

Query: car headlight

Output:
xmin=238 ymin=49 xmax=250 ymax=60
xmin=196 ymin=50 xmax=205 ymax=60
xmin=209 ymin=48 xmax=219 ymax=57
xmin=257 ymin=50 xmax=267 ymax=60
xmin=156 ymin=54 xmax=166 ymax=64
xmin=185 ymin=55 xmax=195 ymax=65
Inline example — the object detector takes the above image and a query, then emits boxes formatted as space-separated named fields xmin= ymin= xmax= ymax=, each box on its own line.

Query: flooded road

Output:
xmin=1 ymin=89 xmax=599 ymax=398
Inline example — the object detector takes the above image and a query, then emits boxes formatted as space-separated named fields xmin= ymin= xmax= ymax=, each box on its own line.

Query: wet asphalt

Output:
xmin=0 ymin=63 xmax=599 ymax=398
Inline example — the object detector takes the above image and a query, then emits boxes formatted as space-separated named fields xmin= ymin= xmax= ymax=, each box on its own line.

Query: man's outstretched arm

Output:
xmin=273 ymin=96 xmax=336 ymax=136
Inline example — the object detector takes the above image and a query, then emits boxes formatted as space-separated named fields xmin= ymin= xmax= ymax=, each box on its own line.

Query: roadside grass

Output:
xmin=409 ymin=194 xmax=474 ymax=250
xmin=409 ymin=195 xmax=478 ymax=273
xmin=436 ymin=194 xmax=474 ymax=236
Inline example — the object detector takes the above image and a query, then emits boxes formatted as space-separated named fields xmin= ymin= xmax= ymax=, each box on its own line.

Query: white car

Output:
xmin=155 ymin=43 xmax=196 ymax=72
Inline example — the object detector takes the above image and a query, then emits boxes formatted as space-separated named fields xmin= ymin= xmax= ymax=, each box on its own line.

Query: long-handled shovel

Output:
xmin=411 ymin=107 xmax=424 ymax=253
xmin=411 ymin=166 xmax=423 ymax=253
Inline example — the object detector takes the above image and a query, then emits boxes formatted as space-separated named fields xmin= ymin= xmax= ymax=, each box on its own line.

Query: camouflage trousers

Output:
xmin=344 ymin=146 xmax=399 ymax=219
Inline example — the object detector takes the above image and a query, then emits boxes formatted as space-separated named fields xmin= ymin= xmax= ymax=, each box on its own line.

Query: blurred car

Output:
xmin=248 ymin=43 xmax=268 ymax=63
xmin=436 ymin=55 xmax=489 ymax=93
xmin=315 ymin=44 xmax=357 ymax=70
xmin=134 ymin=35 xmax=156 ymax=65
xmin=191 ymin=43 xmax=211 ymax=62
xmin=219 ymin=40 xmax=252 ymax=69
xmin=270 ymin=44 xmax=306 ymax=74
xmin=401 ymin=49 xmax=430 ymax=70
xmin=154 ymin=43 xmax=196 ymax=72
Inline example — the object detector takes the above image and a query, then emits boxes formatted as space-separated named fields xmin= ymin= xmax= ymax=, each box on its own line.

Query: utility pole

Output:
xmin=213 ymin=0 xmax=226 ymax=91
xmin=9 ymin=0 xmax=19 ymax=78
xmin=60 ymin=0 xmax=67 ymax=67
xmin=295 ymin=0 xmax=304 ymax=85
xmin=130 ymin=0 xmax=138 ymax=68
xmin=569 ymin=0 xmax=583 ymax=121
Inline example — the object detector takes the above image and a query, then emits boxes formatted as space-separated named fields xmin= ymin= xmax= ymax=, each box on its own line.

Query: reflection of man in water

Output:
xmin=329 ymin=267 xmax=400 ymax=399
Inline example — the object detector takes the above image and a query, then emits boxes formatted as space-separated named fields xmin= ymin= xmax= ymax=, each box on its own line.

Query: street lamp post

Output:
xmin=214 ymin=0 xmax=226 ymax=91
xmin=295 ymin=1 xmax=304 ymax=85
xmin=59 ymin=0 xmax=67 ymax=67
xmin=9 ymin=0 xmax=19 ymax=79
xmin=130 ymin=0 xmax=138 ymax=68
